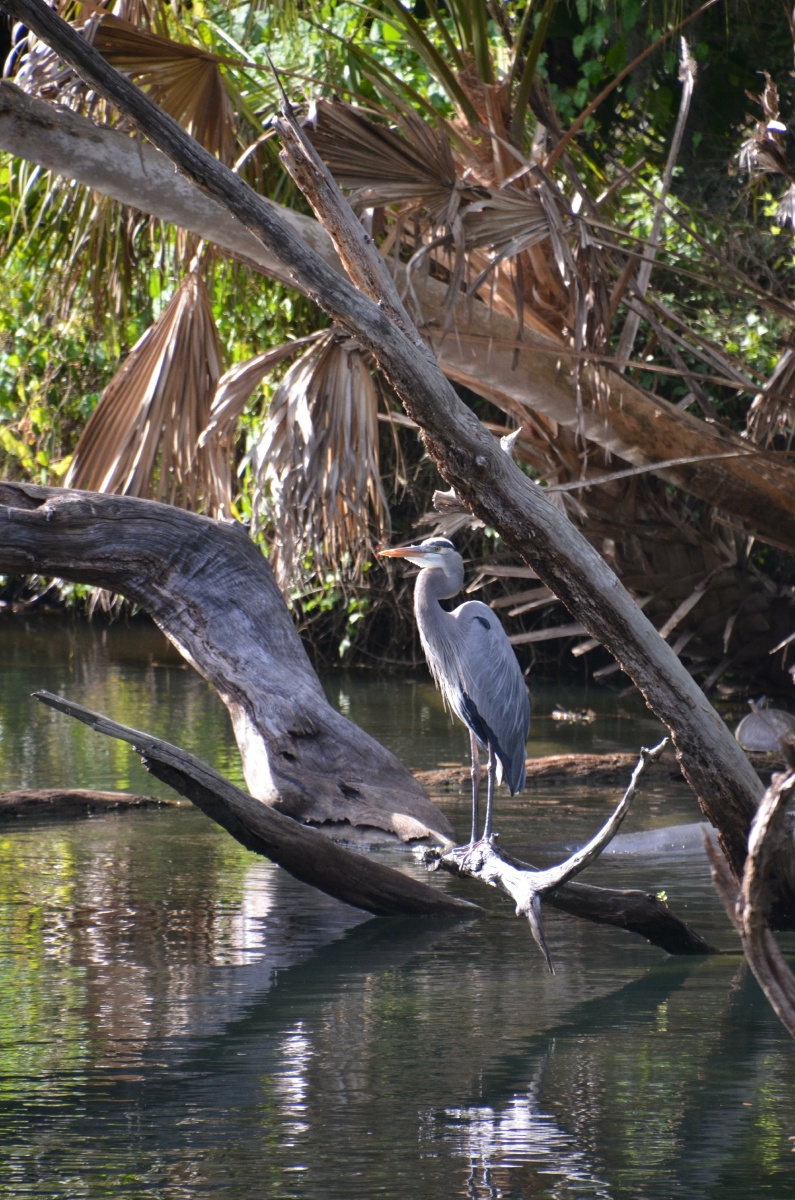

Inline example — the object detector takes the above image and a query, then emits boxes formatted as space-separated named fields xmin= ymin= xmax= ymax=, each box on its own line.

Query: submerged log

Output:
xmin=417 ymin=752 xmax=689 ymax=792
xmin=0 ymin=788 xmax=173 ymax=817
xmin=0 ymin=482 xmax=453 ymax=845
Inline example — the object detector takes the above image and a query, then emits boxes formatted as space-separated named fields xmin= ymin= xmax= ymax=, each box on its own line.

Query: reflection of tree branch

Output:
xmin=705 ymin=768 xmax=795 ymax=1037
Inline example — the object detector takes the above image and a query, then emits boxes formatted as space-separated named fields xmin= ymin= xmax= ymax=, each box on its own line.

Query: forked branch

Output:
xmin=427 ymin=739 xmax=709 ymax=971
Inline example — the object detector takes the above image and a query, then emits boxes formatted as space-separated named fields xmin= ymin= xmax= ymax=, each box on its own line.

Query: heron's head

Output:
xmin=379 ymin=537 xmax=458 ymax=571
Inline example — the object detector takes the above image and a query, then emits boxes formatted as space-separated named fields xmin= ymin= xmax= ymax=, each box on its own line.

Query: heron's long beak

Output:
xmin=379 ymin=545 xmax=427 ymax=559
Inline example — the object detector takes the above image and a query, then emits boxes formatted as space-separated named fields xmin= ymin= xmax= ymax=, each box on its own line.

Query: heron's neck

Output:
xmin=414 ymin=562 xmax=463 ymax=625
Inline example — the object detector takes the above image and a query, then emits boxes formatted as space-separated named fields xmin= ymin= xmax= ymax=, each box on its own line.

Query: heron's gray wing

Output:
xmin=449 ymin=601 xmax=530 ymax=793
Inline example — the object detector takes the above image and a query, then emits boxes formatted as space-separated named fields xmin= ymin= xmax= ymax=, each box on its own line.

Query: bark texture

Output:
xmin=0 ymin=482 xmax=453 ymax=843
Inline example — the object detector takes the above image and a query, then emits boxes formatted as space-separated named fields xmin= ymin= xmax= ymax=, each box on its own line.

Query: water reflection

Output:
xmin=0 ymin=618 xmax=794 ymax=1199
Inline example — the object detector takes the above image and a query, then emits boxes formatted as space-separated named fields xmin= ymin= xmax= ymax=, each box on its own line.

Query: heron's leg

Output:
xmin=483 ymin=742 xmax=498 ymax=841
xmin=469 ymin=729 xmax=482 ymax=843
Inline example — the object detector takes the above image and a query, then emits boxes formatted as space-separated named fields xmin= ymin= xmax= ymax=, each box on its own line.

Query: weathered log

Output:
xmin=416 ymin=751 xmax=690 ymax=791
xmin=427 ymin=739 xmax=715 ymax=966
xmin=33 ymin=691 xmax=475 ymax=917
xmin=35 ymin=691 xmax=717 ymax=954
xmin=0 ymin=788 xmax=172 ymax=817
xmin=0 ymin=482 xmax=453 ymax=844
xmin=705 ymin=769 xmax=795 ymax=1037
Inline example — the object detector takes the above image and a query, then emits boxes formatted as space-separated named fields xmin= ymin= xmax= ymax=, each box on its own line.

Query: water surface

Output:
xmin=0 ymin=615 xmax=792 ymax=1200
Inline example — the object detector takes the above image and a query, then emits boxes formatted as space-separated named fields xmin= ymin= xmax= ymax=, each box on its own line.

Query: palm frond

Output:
xmin=65 ymin=271 xmax=224 ymax=511
xmin=199 ymin=334 xmax=325 ymax=513
xmin=306 ymin=97 xmax=469 ymax=225
xmin=11 ymin=5 xmax=239 ymax=162
xmin=248 ymin=330 xmax=390 ymax=589
xmin=93 ymin=15 xmax=237 ymax=161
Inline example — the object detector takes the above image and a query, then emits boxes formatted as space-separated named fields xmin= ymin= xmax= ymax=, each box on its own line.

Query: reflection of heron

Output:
xmin=381 ymin=538 xmax=530 ymax=845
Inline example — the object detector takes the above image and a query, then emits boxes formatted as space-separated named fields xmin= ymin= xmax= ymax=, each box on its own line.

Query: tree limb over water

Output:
xmin=0 ymin=0 xmax=774 ymax=891
xmin=0 ymin=481 xmax=452 ymax=845
xmin=33 ymin=691 xmax=475 ymax=918
xmin=33 ymin=689 xmax=715 ymax=955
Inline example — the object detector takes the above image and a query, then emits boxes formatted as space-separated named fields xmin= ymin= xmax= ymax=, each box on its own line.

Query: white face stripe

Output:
xmin=402 ymin=550 xmax=446 ymax=569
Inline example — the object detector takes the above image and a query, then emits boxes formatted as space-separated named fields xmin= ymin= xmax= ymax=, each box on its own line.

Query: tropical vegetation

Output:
xmin=1 ymin=0 xmax=795 ymax=687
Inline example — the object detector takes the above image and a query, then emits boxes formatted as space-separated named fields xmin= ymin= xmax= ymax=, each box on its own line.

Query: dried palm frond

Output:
xmin=305 ymin=97 xmax=473 ymax=227
xmin=92 ymin=15 xmax=237 ymax=162
xmin=65 ymin=271 xmax=223 ymax=511
xmin=463 ymin=184 xmax=551 ymax=259
xmin=11 ymin=8 xmax=238 ymax=162
xmin=199 ymin=333 xmax=325 ymax=514
xmin=248 ymin=330 xmax=390 ymax=589
xmin=747 ymin=349 xmax=795 ymax=449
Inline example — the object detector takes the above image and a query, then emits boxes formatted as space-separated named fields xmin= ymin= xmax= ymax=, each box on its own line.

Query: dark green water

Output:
xmin=0 ymin=616 xmax=793 ymax=1200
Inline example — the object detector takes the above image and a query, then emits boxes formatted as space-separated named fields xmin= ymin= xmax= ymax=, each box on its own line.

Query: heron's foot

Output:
xmin=447 ymin=835 xmax=498 ymax=872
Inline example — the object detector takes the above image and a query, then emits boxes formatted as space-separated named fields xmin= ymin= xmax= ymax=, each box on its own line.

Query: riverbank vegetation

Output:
xmin=2 ymin=0 xmax=795 ymax=690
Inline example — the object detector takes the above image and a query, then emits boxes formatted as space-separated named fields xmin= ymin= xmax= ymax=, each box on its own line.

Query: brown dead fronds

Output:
xmin=65 ymin=271 xmax=223 ymax=511
xmin=247 ymin=330 xmax=390 ymax=589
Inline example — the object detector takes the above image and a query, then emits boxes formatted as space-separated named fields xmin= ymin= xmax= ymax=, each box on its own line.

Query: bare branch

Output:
xmin=428 ymin=740 xmax=687 ymax=972
xmin=704 ymin=770 xmax=795 ymax=1037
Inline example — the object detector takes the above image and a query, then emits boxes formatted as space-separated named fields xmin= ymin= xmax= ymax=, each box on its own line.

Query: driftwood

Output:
xmin=33 ymin=691 xmax=474 ymax=917
xmin=0 ymin=481 xmax=715 ymax=952
xmin=0 ymin=480 xmax=720 ymax=955
xmin=33 ymin=691 xmax=715 ymax=955
xmin=426 ymin=739 xmax=714 ymax=969
xmin=0 ymin=482 xmax=452 ymax=845
xmin=417 ymin=752 xmax=690 ymax=791
xmin=705 ymin=769 xmax=795 ymax=1037
xmin=0 ymin=788 xmax=173 ymax=817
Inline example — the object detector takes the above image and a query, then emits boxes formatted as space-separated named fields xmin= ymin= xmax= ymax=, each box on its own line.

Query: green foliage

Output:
xmin=0 ymin=274 xmax=112 ymax=482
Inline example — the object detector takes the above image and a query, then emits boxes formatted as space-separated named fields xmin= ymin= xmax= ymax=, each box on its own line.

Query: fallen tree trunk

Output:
xmin=34 ymin=692 xmax=475 ymax=917
xmin=0 ymin=481 xmax=453 ymax=844
xmin=34 ymin=690 xmax=715 ymax=954
xmin=1 ymin=79 xmax=795 ymax=550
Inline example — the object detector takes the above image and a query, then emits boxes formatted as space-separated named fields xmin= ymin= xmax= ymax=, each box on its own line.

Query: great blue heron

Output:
xmin=380 ymin=537 xmax=530 ymax=845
